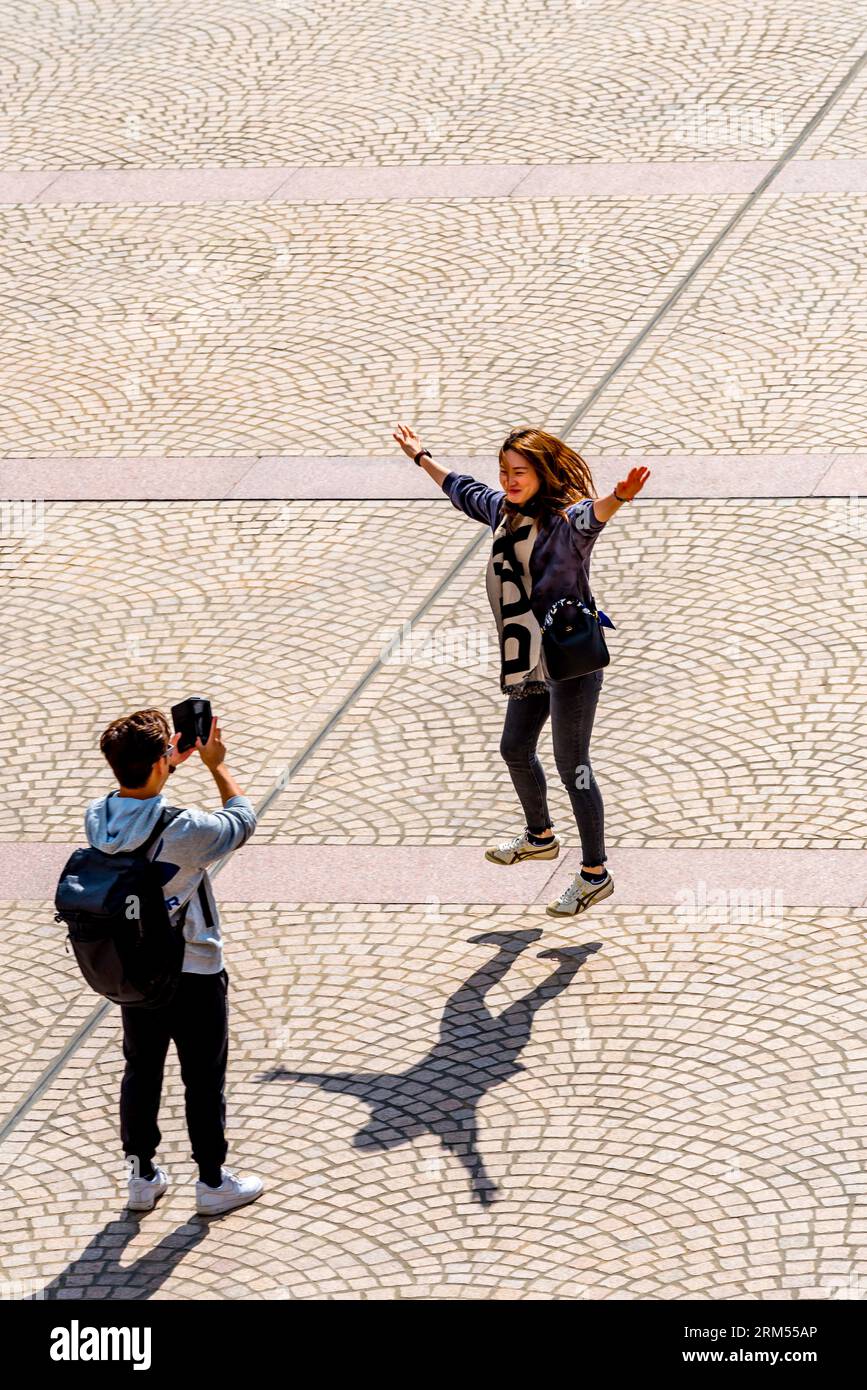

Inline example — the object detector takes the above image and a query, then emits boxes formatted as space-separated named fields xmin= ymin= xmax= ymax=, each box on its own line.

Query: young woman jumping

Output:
xmin=393 ymin=423 xmax=649 ymax=917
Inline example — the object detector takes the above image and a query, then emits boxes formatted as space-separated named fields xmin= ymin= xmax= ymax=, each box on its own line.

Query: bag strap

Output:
xmin=197 ymin=879 xmax=215 ymax=929
xmin=172 ymin=879 xmax=215 ymax=931
xmin=135 ymin=804 xmax=216 ymax=931
xmin=135 ymin=805 xmax=184 ymax=860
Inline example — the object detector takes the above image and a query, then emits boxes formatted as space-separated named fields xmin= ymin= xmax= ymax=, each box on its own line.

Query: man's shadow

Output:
xmin=34 ymin=1213 xmax=209 ymax=1300
xmin=261 ymin=930 xmax=601 ymax=1206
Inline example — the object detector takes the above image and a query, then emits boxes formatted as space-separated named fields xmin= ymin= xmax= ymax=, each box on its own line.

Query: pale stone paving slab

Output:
xmin=776 ymin=158 xmax=867 ymax=193
xmin=3 ymin=848 xmax=865 ymax=908
xmin=37 ymin=165 xmax=530 ymax=204
xmin=216 ymin=846 xmax=867 ymax=911
xmin=0 ymin=457 xmax=258 ymax=500
xmin=2 ymin=454 xmax=862 ymax=501
xmin=32 ymin=169 xmax=292 ymax=204
xmin=1 ymin=904 xmax=864 ymax=1300
xmin=1 ymin=160 xmax=866 ymax=208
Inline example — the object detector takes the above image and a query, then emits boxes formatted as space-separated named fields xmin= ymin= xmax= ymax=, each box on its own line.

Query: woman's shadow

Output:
xmin=261 ymin=930 xmax=600 ymax=1207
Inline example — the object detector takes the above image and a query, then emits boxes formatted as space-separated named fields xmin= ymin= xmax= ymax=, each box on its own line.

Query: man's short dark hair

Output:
xmin=99 ymin=708 xmax=170 ymax=789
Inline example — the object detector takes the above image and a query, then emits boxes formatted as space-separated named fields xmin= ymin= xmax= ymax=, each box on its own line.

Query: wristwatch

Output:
xmin=414 ymin=448 xmax=432 ymax=466
xmin=613 ymin=488 xmax=630 ymax=502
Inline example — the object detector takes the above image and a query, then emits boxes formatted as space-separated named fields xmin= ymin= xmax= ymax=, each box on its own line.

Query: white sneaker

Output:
xmin=195 ymin=1168 xmax=265 ymax=1217
xmin=485 ymin=826 xmax=561 ymax=865
xmin=127 ymin=1165 xmax=169 ymax=1212
xmin=546 ymin=870 xmax=614 ymax=917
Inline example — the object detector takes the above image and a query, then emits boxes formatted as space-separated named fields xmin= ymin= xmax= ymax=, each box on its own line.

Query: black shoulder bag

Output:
xmin=541 ymin=595 xmax=616 ymax=681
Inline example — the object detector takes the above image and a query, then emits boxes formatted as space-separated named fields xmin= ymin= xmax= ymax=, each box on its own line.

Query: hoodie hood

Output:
xmin=85 ymin=791 xmax=166 ymax=855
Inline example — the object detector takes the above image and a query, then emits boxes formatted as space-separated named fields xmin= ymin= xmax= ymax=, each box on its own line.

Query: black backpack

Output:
xmin=54 ymin=805 xmax=209 ymax=1009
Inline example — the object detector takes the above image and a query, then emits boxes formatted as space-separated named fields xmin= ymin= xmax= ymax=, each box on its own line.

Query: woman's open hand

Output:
xmin=615 ymin=466 xmax=650 ymax=501
xmin=392 ymin=422 xmax=425 ymax=461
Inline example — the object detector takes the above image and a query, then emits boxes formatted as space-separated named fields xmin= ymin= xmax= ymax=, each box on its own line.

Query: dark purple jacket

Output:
xmin=441 ymin=470 xmax=608 ymax=625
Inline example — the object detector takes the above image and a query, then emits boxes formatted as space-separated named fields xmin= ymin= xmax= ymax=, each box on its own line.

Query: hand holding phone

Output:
xmin=195 ymin=715 xmax=227 ymax=771
xmin=166 ymin=730 xmax=196 ymax=770
xmin=171 ymin=697 xmax=213 ymax=754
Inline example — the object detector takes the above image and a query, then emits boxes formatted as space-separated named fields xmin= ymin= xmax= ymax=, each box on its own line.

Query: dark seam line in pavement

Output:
xmin=0 ymin=1001 xmax=110 ymax=1145
xmin=4 ymin=43 xmax=866 ymax=1147
xmin=28 ymin=171 xmax=65 ymax=201
xmin=225 ymin=457 xmax=265 ymax=496
xmin=811 ymin=458 xmax=845 ymax=493
xmin=559 ymin=40 xmax=867 ymax=438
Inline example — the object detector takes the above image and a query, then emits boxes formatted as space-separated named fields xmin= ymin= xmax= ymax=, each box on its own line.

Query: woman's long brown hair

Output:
xmin=498 ymin=427 xmax=597 ymax=529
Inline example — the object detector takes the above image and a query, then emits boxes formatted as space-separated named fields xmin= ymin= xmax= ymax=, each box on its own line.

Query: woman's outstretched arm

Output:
xmin=392 ymin=421 xmax=504 ymax=529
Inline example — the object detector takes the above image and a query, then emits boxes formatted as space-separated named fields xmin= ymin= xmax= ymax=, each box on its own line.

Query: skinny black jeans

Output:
xmin=499 ymin=669 xmax=606 ymax=865
xmin=120 ymin=969 xmax=229 ymax=1183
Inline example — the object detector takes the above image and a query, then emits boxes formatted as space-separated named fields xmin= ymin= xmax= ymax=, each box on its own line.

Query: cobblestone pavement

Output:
xmin=260 ymin=498 xmax=867 ymax=850
xmin=804 ymin=63 xmax=867 ymax=158
xmin=1 ymin=197 xmax=737 ymax=455
xmin=0 ymin=499 xmax=475 ymax=836
xmin=6 ymin=192 xmax=867 ymax=455
xmin=2 ymin=903 xmax=865 ymax=1300
xmin=1 ymin=0 xmax=866 ymax=1303
xmin=2 ymin=497 xmax=862 ymax=847
xmin=3 ymin=1 xmax=865 ymax=169
xmin=0 ymin=903 xmax=94 ymax=1121
xmin=580 ymin=196 xmax=867 ymax=453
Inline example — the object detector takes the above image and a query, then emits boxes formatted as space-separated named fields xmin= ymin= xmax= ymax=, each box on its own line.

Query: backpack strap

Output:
xmin=171 ymin=879 xmax=215 ymax=931
xmin=136 ymin=804 xmax=216 ymax=930
xmin=197 ymin=879 xmax=215 ymax=929
xmin=136 ymin=805 xmax=184 ymax=860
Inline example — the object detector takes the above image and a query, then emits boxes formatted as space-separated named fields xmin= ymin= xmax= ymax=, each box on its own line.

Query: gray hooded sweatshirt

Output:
xmin=84 ymin=791 xmax=257 ymax=975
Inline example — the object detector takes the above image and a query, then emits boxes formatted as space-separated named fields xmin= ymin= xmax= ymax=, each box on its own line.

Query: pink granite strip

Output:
xmin=0 ymin=458 xmax=256 ymax=499
xmin=3 ymin=844 xmax=864 ymax=907
xmin=530 ymin=847 xmax=867 ymax=912
xmin=228 ymin=456 xmax=480 ymax=498
xmin=585 ymin=455 xmax=867 ymax=497
xmin=219 ymin=846 xmax=867 ymax=909
xmin=513 ymin=161 xmax=774 ymax=197
xmin=34 ymin=168 xmax=292 ymax=204
xmin=269 ymin=164 xmax=533 ymax=200
xmin=0 ymin=845 xmax=71 ymax=897
xmin=0 ymin=171 xmax=65 ymax=202
xmin=775 ymin=158 xmax=867 ymax=193
xmin=1 ymin=159 xmax=865 ymax=210
xmin=15 ymin=162 xmax=770 ymax=206
xmin=811 ymin=457 xmax=867 ymax=493
xmin=2 ymin=455 xmax=860 ymax=500
xmin=6 ymin=159 xmax=862 ymax=208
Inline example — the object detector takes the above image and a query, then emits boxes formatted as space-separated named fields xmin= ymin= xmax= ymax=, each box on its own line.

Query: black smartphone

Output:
xmin=171 ymin=697 xmax=213 ymax=754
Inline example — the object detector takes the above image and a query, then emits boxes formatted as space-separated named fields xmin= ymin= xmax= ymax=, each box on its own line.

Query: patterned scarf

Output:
xmin=485 ymin=498 xmax=549 ymax=698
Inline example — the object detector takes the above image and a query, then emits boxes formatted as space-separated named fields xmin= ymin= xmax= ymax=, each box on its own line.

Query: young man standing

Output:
xmin=86 ymin=707 xmax=262 ymax=1216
